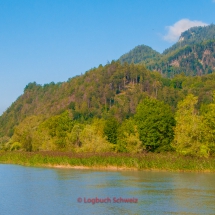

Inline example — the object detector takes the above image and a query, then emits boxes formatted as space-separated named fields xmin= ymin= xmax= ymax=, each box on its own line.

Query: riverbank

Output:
xmin=0 ymin=151 xmax=215 ymax=172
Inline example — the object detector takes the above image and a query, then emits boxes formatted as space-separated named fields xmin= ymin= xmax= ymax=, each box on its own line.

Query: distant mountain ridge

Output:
xmin=148 ymin=40 xmax=215 ymax=76
xmin=119 ymin=24 xmax=215 ymax=77
xmin=163 ymin=24 xmax=215 ymax=55
xmin=119 ymin=44 xmax=161 ymax=65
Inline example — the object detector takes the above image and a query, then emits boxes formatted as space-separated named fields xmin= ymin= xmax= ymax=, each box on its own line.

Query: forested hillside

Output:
xmin=0 ymin=62 xmax=170 ymax=137
xmin=1 ymin=24 xmax=215 ymax=157
xmin=1 ymin=61 xmax=215 ymax=157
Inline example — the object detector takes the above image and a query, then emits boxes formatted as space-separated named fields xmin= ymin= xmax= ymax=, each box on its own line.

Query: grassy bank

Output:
xmin=0 ymin=151 xmax=215 ymax=172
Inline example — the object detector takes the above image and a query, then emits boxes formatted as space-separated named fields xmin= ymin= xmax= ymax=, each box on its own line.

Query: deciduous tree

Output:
xmin=134 ymin=98 xmax=175 ymax=152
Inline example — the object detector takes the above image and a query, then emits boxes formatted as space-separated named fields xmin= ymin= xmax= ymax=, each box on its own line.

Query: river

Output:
xmin=0 ymin=164 xmax=214 ymax=215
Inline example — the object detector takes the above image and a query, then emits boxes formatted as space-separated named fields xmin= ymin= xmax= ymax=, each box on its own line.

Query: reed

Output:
xmin=0 ymin=151 xmax=215 ymax=172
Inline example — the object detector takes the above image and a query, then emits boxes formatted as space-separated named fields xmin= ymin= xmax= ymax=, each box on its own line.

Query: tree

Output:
xmin=78 ymin=119 xmax=113 ymax=152
xmin=201 ymin=92 xmax=215 ymax=155
xmin=68 ymin=123 xmax=84 ymax=148
xmin=12 ymin=115 xmax=44 ymax=151
xmin=173 ymin=94 xmax=209 ymax=157
xmin=104 ymin=117 xmax=119 ymax=144
xmin=39 ymin=111 xmax=74 ymax=150
xmin=117 ymin=119 xmax=143 ymax=153
xmin=134 ymin=98 xmax=175 ymax=152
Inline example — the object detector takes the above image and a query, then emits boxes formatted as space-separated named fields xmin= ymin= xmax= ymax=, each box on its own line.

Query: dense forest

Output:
xmin=1 ymin=25 xmax=215 ymax=158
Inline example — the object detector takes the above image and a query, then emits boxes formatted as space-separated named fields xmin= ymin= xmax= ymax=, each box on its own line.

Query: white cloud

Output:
xmin=163 ymin=19 xmax=208 ymax=42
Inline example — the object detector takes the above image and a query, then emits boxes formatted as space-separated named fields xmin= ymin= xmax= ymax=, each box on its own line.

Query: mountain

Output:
xmin=163 ymin=24 xmax=215 ymax=55
xmin=1 ymin=61 xmax=215 ymax=141
xmin=119 ymin=45 xmax=161 ymax=65
xmin=0 ymin=62 xmax=161 ymax=137
xmin=1 ymin=24 xmax=215 ymax=148
xmin=148 ymin=40 xmax=215 ymax=77
xmin=119 ymin=24 xmax=215 ymax=77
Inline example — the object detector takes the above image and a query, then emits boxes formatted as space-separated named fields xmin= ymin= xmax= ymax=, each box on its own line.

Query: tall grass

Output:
xmin=0 ymin=151 xmax=215 ymax=172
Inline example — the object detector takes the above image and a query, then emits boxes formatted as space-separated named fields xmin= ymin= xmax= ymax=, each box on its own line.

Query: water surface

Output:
xmin=0 ymin=164 xmax=214 ymax=215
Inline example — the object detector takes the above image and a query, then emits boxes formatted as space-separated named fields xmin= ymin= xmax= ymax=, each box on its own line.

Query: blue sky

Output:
xmin=0 ymin=0 xmax=215 ymax=115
